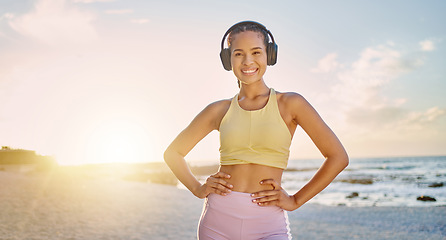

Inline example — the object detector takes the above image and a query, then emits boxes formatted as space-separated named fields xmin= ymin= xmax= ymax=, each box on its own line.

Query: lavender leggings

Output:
xmin=198 ymin=191 xmax=291 ymax=240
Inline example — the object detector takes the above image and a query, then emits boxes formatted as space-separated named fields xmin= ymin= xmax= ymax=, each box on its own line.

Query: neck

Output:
xmin=238 ymin=79 xmax=270 ymax=99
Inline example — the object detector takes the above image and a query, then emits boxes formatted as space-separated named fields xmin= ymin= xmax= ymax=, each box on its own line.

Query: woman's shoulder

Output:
xmin=205 ymin=98 xmax=232 ymax=112
xmin=198 ymin=98 xmax=233 ymax=121
xmin=275 ymin=90 xmax=317 ymax=123
xmin=275 ymin=90 xmax=308 ymax=106
xmin=196 ymin=98 xmax=232 ymax=129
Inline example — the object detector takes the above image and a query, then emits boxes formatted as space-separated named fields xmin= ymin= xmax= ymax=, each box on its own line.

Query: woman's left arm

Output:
xmin=252 ymin=93 xmax=349 ymax=211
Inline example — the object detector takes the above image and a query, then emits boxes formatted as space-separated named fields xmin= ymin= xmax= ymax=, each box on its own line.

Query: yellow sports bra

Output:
xmin=219 ymin=88 xmax=292 ymax=169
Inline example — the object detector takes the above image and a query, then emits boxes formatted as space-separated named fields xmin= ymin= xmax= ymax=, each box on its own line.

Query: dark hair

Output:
xmin=227 ymin=23 xmax=269 ymax=49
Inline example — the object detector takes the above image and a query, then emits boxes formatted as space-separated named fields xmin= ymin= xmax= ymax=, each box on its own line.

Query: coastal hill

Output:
xmin=0 ymin=146 xmax=218 ymax=186
xmin=0 ymin=146 xmax=56 ymax=172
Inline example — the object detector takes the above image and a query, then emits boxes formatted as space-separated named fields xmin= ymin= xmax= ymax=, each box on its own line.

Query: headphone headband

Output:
xmin=220 ymin=21 xmax=276 ymax=50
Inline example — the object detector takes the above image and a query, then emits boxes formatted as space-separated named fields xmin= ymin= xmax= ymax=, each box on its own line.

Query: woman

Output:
xmin=164 ymin=21 xmax=349 ymax=240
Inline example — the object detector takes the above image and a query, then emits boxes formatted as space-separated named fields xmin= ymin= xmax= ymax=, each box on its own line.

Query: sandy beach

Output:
xmin=0 ymin=168 xmax=445 ymax=240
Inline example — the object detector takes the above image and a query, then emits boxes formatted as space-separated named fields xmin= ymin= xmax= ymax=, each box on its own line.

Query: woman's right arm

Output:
xmin=164 ymin=100 xmax=233 ymax=199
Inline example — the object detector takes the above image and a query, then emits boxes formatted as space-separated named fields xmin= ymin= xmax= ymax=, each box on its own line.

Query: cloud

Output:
xmin=8 ymin=0 xmax=98 ymax=45
xmin=346 ymin=106 xmax=406 ymax=131
xmin=0 ymin=13 xmax=14 ymax=38
xmin=403 ymin=107 xmax=445 ymax=125
xmin=342 ymin=105 xmax=446 ymax=157
xmin=130 ymin=18 xmax=150 ymax=24
xmin=347 ymin=106 xmax=445 ymax=131
xmin=1 ymin=13 xmax=15 ymax=20
xmin=105 ymin=9 xmax=133 ymax=15
xmin=419 ymin=40 xmax=435 ymax=52
xmin=329 ymin=44 xmax=423 ymax=109
xmin=311 ymin=52 xmax=339 ymax=73
xmin=310 ymin=42 xmax=445 ymax=150
xmin=386 ymin=41 xmax=395 ymax=46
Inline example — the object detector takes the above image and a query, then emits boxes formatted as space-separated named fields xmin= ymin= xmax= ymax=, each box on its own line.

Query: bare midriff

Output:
xmin=219 ymin=163 xmax=283 ymax=193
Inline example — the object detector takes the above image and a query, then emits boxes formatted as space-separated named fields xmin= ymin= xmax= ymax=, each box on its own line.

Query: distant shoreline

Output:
xmin=3 ymin=155 xmax=445 ymax=207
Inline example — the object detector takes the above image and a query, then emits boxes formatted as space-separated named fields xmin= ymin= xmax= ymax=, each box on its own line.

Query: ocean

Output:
xmin=283 ymin=156 xmax=446 ymax=207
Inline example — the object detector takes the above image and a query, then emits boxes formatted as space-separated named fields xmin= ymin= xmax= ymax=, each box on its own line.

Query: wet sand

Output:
xmin=0 ymin=170 xmax=444 ymax=240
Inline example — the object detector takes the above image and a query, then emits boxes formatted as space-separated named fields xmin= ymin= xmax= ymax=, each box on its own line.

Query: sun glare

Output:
xmin=85 ymin=119 xmax=154 ymax=164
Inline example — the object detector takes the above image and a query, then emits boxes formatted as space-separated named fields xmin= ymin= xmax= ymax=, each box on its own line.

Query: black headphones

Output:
xmin=219 ymin=21 xmax=278 ymax=71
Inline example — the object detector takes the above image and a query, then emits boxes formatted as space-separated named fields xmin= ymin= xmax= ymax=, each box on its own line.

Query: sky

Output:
xmin=0 ymin=0 xmax=445 ymax=165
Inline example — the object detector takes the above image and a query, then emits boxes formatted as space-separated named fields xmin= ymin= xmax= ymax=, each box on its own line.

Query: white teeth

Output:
xmin=242 ymin=69 xmax=256 ymax=74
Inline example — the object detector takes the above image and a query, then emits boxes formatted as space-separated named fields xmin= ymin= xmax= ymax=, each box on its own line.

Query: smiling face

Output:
xmin=229 ymin=31 xmax=268 ymax=86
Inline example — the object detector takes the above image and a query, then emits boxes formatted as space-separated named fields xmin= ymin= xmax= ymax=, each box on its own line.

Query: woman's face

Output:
xmin=230 ymin=31 xmax=267 ymax=86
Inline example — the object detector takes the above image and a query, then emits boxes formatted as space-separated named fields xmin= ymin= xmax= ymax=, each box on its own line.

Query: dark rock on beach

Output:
xmin=428 ymin=182 xmax=444 ymax=188
xmin=339 ymin=178 xmax=374 ymax=185
xmin=346 ymin=192 xmax=359 ymax=199
xmin=416 ymin=195 xmax=437 ymax=202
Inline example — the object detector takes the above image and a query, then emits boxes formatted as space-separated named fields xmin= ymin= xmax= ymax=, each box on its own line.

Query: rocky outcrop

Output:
xmin=428 ymin=182 xmax=444 ymax=188
xmin=0 ymin=146 xmax=56 ymax=172
xmin=416 ymin=195 xmax=436 ymax=202
xmin=346 ymin=192 xmax=359 ymax=199
xmin=339 ymin=178 xmax=373 ymax=185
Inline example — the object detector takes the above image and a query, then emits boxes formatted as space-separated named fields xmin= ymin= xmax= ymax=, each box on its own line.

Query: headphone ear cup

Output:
xmin=267 ymin=42 xmax=278 ymax=66
xmin=220 ymin=48 xmax=232 ymax=71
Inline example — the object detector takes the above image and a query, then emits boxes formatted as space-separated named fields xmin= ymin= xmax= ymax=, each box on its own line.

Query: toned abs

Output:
xmin=219 ymin=164 xmax=283 ymax=193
